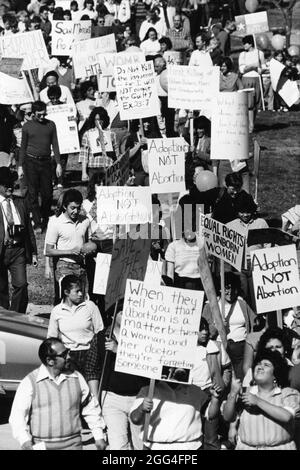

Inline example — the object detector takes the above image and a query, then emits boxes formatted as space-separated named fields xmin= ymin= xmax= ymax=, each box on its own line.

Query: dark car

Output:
xmin=0 ymin=308 xmax=48 ymax=395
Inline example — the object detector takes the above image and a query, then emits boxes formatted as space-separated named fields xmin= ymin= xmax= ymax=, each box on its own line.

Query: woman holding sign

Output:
xmin=79 ymin=106 xmax=119 ymax=182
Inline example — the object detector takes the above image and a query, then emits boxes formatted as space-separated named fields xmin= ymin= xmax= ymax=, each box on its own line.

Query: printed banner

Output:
xmin=105 ymin=236 xmax=151 ymax=310
xmin=199 ymin=214 xmax=247 ymax=271
xmin=235 ymin=11 xmax=269 ymax=35
xmin=211 ymin=92 xmax=249 ymax=161
xmin=47 ymin=104 xmax=80 ymax=153
xmin=147 ymin=137 xmax=187 ymax=193
xmin=93 ymin=253 xmax=112 ymax=295
xmin=0 ymin=71 xmax=33 ymax=104
xmin=251 ymin=245 xmax=300 ymax=314
xmin=115 ymin=280 xmax=204 ymax=382
xmin=51 ymin=20 xmax=91 ymax=56
xmin=0 ymin=30 xmax=49 ymax=70
xmin=106 ymin=149 xmax=130 ymax=186
xmin=168 ymin=65 xmax=220 ymax=113
xmin=97 ymin=50 xmax=144 ymax=92
xmin=114 ymin=61 xmax=160 ymax=120
xmin=72 ymin=34 xmax=117 ymax=79
xmin=96 ymin=186 xmax=153 ymax=225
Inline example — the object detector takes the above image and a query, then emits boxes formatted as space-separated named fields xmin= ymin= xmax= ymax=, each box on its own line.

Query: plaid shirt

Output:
xmin=166 ymin=27 xmax=193 ymax=52
xmin=79 ymin=129 xmax=119 ymax=169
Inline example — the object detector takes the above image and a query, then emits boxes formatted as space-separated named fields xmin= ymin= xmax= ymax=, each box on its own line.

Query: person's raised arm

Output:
xmin=223 ymin=376 xmax=241 ymax=422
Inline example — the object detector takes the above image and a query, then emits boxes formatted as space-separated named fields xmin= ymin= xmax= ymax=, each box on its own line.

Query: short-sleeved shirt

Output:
xmin=45 ymin=213 xmax=90 ymax=263
xmin=165 ymin=239 xmax=203 ymax=278
xmin=47 ymin=300 xmax=104 ymax=350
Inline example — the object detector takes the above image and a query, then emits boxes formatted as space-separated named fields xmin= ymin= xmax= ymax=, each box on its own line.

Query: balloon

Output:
xmin=159 ymin=69 xmax=168 ymax=93
xmin=195 ymin=170 xmax=218 ymax=192
xmin=245 ymin=0 xmax=258 ymax=13
xmin=271 ymin=34 xmax=286 ymax=51
xmin=81 ymin=241 xmax=97 ymax=254
xmin=288 ymin=45 xmax=300 ymax=56
xmin=255 ymin=33 xmax=270 ymax=50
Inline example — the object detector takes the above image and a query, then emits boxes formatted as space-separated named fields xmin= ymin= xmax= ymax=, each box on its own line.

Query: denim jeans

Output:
xmin=101 ymin=391 xmax=143 ymax=450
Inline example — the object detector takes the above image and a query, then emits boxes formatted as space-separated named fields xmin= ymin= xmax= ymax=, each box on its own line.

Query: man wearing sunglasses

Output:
xmin=9 ymin=337 xmax=107 ymax=450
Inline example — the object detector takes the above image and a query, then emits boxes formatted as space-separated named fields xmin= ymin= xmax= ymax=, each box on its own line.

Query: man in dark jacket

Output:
xmin=0 ymin=167 xmax=38 ymax=313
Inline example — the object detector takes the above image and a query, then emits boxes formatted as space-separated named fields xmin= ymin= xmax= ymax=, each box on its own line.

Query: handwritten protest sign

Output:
xmin=105 ymin=236 xmax=151 ymax=310
xmin=93 ymin=253 xmax=112 ymax=295
xmin=51 ymin=20 xmax=91 ymax=55
xmin=115 ymin=280 xmax=203 ymax=382
xmin=163 ymin=50 xmax=182 ymax=66
xmin=199 ymin=214 xmax=247 ymax=271
xmin=97 ymin=50 xmax=144 ymax=92
xmin=96 ymin=186 xmax=153 ymax=225
xmin=235 ymin=11 xmax=269 ymax=35
xmin=251 ymin=245 xmax=300 ymax=314
xmin=0 ymin=57 xmax=23 ymax=78
xmin=47 ymin=104 xmax=80 ymax=153
xmin=106 ymin=149 xmax=130 ymax=186
xmin=0 ymin=72 xmax=33 ymax=104
xmin=0 ymin=30 xmax=49 ymax=70
xmin=168 ymin=65 xmax=219 ymax=113
xmin=147 ymin=137 xmax=187 ymax=193
xmin=88 ymin=128 xmax=113 ymax=155
xmin=144 ymin=258 xmax=163 ymax=287
xmin=114 ymin=61 xmax=160 ymax=120
xmin=72 ymin=34 xmax=117 ymax=79
xmin=211 ymin=92 xmax=249 ymax=161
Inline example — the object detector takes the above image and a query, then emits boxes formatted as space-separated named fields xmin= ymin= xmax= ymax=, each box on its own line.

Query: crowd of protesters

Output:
xmin=0 ymin=0 xmax=300 ymax=452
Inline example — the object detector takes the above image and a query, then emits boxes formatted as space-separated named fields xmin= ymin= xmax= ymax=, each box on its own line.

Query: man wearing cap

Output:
xmin=0 ymin=167 xmax=38 ymax=313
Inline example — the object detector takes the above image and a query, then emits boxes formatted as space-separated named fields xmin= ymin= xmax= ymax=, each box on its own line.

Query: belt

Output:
xmin=27 ymin=154 xmax=51 ymax=160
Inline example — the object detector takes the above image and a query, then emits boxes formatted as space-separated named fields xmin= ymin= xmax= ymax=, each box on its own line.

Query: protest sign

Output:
xmin=93 ymin=253 xmax=112 ymax=295
xmin=147 ymin=137 xmax=187 ymax=193
xmin=0 ymin=72 xmax=33 ymax=104
xmin=163 ymin=50 xmax=182 ymax=66
xmin=199 ymin=214 xmax=247 ymax=271
xmin=251 ymin=245 xmax=300 ymax=314
xmin=115 ymin=280 xmax=204 ymax=382
xmin=144 ymin=258 xmax=163 ymax=287
xmin=211 ymin=92 xmax=249 ymax=161
xmin=97 ymin=50 xmax=144 ymax=92
xmin=114 ymin=61 xmax=160 ymax=120
xmin=106 ymin=149 xmax=130 ymax=186
xmin=0 ymin=57 xmax=23 ymax=78
xmin=105 ymin=236 xmax=151 ymax=310
xmin=47 ymin=104 xmax=80 ymax=154
xmin=0 ymin=30 xmax=49 ymax=70
xmin=88 ymin=128 xmax=113 ymax=155
xmin=235 ymin=11 xmax=269 ymax=35
xmin=270 ymin=58 xmax=300 ymax=107
xmin=96 ymin=186 xmax=153 ymax=225
xmin=72 ymin=34 xmax=117 ymax=79
xmin=51 ymin=20 xmax=91 ymax=55
xmin=168 ymin=65 xmax=219 ymax=114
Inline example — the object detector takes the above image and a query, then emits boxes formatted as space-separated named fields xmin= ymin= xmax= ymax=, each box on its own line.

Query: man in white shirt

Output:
xmin=189 ymin=32 xmax=212 ymax=68
xmin=9 ymin=337 xmax=106 ymax=450
xmin=39 ymin=70 xmax=75 ymax=106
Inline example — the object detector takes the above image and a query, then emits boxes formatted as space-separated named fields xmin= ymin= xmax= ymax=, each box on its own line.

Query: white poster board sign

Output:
xmin=211 ymin=92 xmax=249 ymax=161
xmin=88 ymin=129 xmax=113 ymax=155
xmin=97 ymin=50 xmax=144 ymax=92
xmin=114 ymin=61 xmax=160 ymax=120
xmin=235 ymin=11 xmax=269 ymax=35
xmin=72 ymin=34 xmax=117 ymax=79
xmin=47 ymin=104 xmax=80 ymax=153
xmin=251 ymin=245 xmax=300 ymax=314
xmin=0 ymin=72 xmax=33 ymax=104
xmin=199 ymin=214 xmax=247 ymax=271
xmin=93 ymin=253 xmax=112 ymax=295
xmin=96 ymin=186 xmax=153 ymax=225
xmin=168 ymin=65 xmax=219 ymax=113
xmin=147 ymin=137 xmax=187 ymax=193
xmin=0 ymin=30 xmax=49 ymax=70
xmin=51 ymin=20 xmax=91 ymax=55
xmin=115 ymin=280 xmax=204 ymax=382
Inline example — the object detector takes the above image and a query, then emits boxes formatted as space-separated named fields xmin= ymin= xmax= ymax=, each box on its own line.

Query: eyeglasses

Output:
xmin=53 ymin=349 xmax=70 ymax=359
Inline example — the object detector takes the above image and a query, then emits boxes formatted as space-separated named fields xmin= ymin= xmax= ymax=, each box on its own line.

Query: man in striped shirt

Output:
xmin=9 ymin=337 xmax=106 ymax=450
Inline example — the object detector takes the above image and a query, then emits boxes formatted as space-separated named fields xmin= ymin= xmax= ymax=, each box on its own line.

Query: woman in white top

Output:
xmin=189 ymin=32 xmax=213 ymax=68
xmin=140 ymin=27 xmax=161 ymax=56
xmin=239 ymin=34 xmax=265 ymax=133
xmin=76 ymin=81 xmax=96 ymax=132
xmin=80 ymin=0 xmax=98 ymax=20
